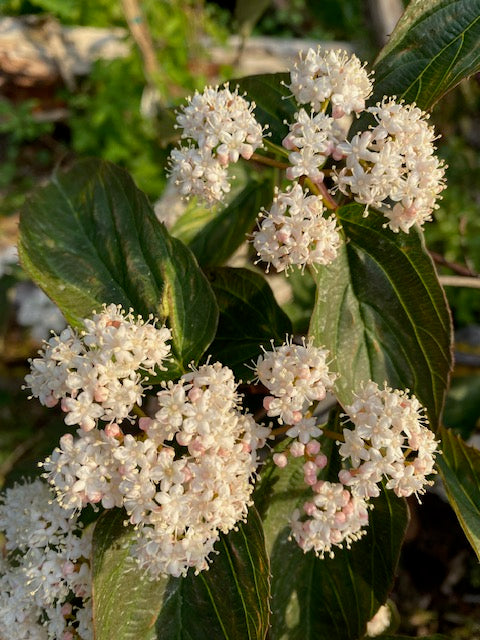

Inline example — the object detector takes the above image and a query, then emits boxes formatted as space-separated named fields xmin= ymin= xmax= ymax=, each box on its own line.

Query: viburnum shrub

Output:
xmin=6 ymin=3 xmax=480 ymax=639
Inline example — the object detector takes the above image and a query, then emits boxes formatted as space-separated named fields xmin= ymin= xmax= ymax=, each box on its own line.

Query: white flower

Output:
xmin=252 ymin=182 xmax=341 ymax=273
xmin=25 ymin=304 xmax=173 ymax=431
xmin=255 ymin=336 xmax=336 ymax=425
xmin=0 ymin=479 xmax=92 ymax=640
xmin=176 ymin=84 xmax=264 ymax=161
xmin=42 ymin=430 xmax=123 ymax=510
xmin=124 ymin=362 xmax=268 ymax=578
xmin=0 ymin=479 xmax=75 ymax=551
xmin=288 ymin=47 xmax=373 ymax=116
xmin=290 ymin=481 xmax=370 ymax=558
xmin=167 ymin=145 xmax=231 ymax=206
xmin=169 ymin=84 xmax=265 ymax=206
xmin=340 ymin=381 xmax=438 ymax=499
xmin=335 ymin=98 xmax=446 ymax=232
xmin=283 ymin=110 xmax=341 ymax=182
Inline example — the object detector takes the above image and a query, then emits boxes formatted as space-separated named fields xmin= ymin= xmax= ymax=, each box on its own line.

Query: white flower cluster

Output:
xmin=290 ymin=481 xmax=370 ymax=559
xmin=288 ymin=47 xmax=373 ymax=117
xmin=253 ymin=339 xmax=438 ymax=558
xmin=0 ymin=479 xmax=92 ymax=640
xmin=255 ymin=338 xmax=371 ymax=556
xmin=283 ymin=110 xmax=342 ymax=184
xmin=252 ymin=182 xmax=341 ymax=273
xmin=24 ymin=303 xmax=172 ymax=431
xmin=339 ymin=381 xmax=438 ymax=498
xmin=255 ymin=337 xmax=337 ymax=425
xmin=167 ymin=47 xmax=446 ymax=278
xmin=168 ymin=84 xmax=265 ymax=205
xmin=41 ymin=359 xmax=269 ymax=578
xmin=336 ymin=98 xmax=446 ymax=232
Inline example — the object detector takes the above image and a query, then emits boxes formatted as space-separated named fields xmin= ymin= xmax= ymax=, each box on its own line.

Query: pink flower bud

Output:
xmin=273 ymin=453 xmax=288 ymax=468
xmin=338 ymin=469 xmax=352 ymax=484
xmin=62 ymin=561 xmax=75 ymax=576
xmin=282 ymin=135 xmax=296 ymax=150
xmin=290 ymin=441 xmax=305 ymax=457
xmin=44 ymin=393 xmax=58 ymax=408
xmin=315 ymin=454 xmax=328 ymax=469
xmin=105 ymin=423 xmax=122 ymax=438
xmin=303 ymin=501 xmax=316 ymax=516
xmin=332 ymin=105 xmax=345 ymax=119
xmin=306 ymin=441 xmax=320 ymax=456
xmin=330 ymin=529 xmax=343 ymax=543
xmin=94 ymin=386 xmax=109 ymax=403
xmin=304 ymin=473 xmax=317 ymax=486
xmin=303 ymin=461 xmax=317 ymax=475
xmin=312 ymin=480 xmax=324 ymax=493
xmin=240 ymin=144 xmax=254 ymax=160
xmin=61 ymin=603 xmax=72 ymax=616
xmin=176 ymin=432 xmax=191 ymax=447
xmin=139 ymin=416 xmax=152 ymax=431
xmin=188 ymin=387 xmax=202 ymax=403
xmin=263 ymin=396 xmax=274 ymax=411
xmin=291 ymin=411 xmax=303 ymax=424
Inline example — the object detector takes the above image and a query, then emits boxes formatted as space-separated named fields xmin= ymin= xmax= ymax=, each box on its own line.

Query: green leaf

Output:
xmin=261 ymin=451 xmax=408 ymax=640
xmin=170 ymin=201 xmax=218 ymax=245
xmin=436 ymin=425 xmax=480 ymax=560
xmin=373 ymin=0 xmax=480 ymax=110
xmin=205 ymin=267 xmax=292 ymax=378
xmin=92 ymin=509 xmax=166 ymax=640
xmin=18 ymin=159 xmax=218 ymax=372
xmin=234 ymin=73 xmax=297 ymax=146
xmin=309 ymin=203 xmax=453 ymax=429
xmin=189 ymin=177 xmax=273 ymax=268
xmin=154 ymin=507 xmax=270 ymax=640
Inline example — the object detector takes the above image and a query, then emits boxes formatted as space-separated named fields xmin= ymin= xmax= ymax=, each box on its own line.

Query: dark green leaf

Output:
xmin=234 ymin=73 xmax=297 ymax=146
xmin=92 ymin=509 xmax=166 ymax=640
xmin=436 ymin=425 xmax=480 ymax=559
xmin=154 ymin=508 xmax=270 ymax=640
xmin=205 ymin=267 xmax=292 ymax=378
xmin=373 ymin=0 xmax=480 ymax=110
xmin=189 ymin=178 xmax=273 ymax=268
xmin=261 ymin=450 xmax=408 ymax=640
xmin=18 ymin=159 xmax=218 ymax=372
xmin=309 ymin=203 xmax=453 ymax=429
xmin=170 ymin=201 xmax=218 ymax=245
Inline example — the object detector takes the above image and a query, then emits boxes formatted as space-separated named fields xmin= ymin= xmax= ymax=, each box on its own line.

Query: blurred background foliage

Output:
xmin=1 ymin=1 xmax=480 ymax=636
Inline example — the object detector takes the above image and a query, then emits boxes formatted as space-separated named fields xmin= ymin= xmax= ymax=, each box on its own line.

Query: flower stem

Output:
xmin=322 ymin=428 xmax=344 ymax=442
xmin=250 ymin=152 xmax=290 ymax=169
xmin=271 ymin=425 xmax=292 ymax=437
